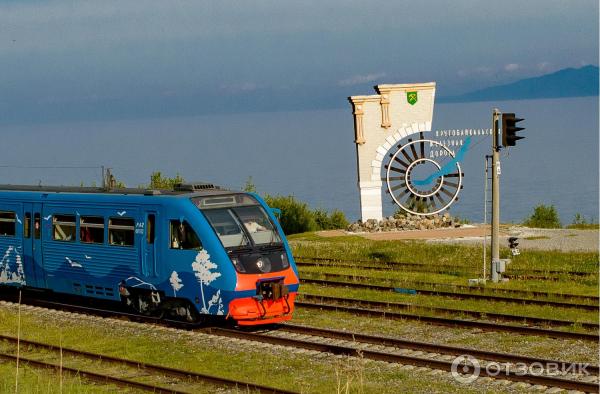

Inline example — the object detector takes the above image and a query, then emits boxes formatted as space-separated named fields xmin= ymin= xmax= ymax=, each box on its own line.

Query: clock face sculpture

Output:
xmin=385 ymin=133 xmax=465 ymax=216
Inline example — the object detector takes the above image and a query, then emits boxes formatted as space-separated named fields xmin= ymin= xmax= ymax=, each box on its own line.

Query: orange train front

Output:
xmin=121 ymin=190 xmax=299 ymax=325
xmin=186 ymin=192 xmax=300 ymax=325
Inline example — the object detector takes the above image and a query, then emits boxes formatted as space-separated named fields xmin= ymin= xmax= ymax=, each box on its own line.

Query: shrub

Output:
xmin=328 ymin=209 xmax=350 ymax=230
xmin=242 ymin=176 xmax=257 ymax=193
xmin=240 ymin=176 xmax=350 ymax=235
xmin=149 ymin=171 xmax=184 ymax=189
xmin=312 ymin=208 xmax=350 ymax=231
xmin=523 ymin=204 xmax=561 ymax=228
xmin=312 ymin=208 xmax=330 ymax=230
xmin=264 ymin=195 xmax=319 ymax=235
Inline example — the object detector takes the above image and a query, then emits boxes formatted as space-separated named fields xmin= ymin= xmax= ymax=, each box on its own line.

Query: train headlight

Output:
xmin=231 ymin=257 xmax=246 ymax=273
xmin=255 ymin=258 xmax=271 ymax=273
xmin=281 ymin=253 xmax=289 ymax=268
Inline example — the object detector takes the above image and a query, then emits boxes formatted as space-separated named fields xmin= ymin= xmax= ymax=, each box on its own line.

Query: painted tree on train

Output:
xmin=169 ymin=271 xmax=184 ymax=297
xmin=191 ymin=250 xmax=223 ymax=314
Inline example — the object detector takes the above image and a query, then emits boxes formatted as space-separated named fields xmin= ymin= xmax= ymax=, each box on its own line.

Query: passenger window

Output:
xmin=80 ymin=216 xmax=104 ymax=244
xmin=34 ymin=213 xmax=40 ymax=239
xmin=24 ymin=213 xmax=31 ymax=238
xmin=53 ymin=215 xmax=76 ymax=242
xmin=147 ymin=214 xmax=155 ymax=244
xmin=170 ymin=220 xmax=202 ymax=250
xmin=0 ymin=211 xmax=16 ymax=236
xmin=109 ymin=217 xmax=134 ymax=246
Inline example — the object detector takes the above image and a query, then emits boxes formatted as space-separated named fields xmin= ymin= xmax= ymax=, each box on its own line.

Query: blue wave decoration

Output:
xmin=412 ymin=136 xmax=471 ymax=186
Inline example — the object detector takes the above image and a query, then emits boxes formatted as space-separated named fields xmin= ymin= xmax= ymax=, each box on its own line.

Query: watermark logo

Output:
xmin=451 ymin=355 xmax=480 ymax=384
xmin=451 ymin=354 xmax=591 ymax=384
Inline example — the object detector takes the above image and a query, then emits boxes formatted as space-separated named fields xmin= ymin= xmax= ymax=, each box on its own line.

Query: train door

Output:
xmin=22 ymin=202 xmax=44 ymax=288
xmin=142 ymin=211 xmax=157 ymax=277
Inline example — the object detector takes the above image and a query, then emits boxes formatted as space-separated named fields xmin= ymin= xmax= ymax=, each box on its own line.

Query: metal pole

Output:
xmin=491 ymin=109 xmax=501 ymax=282
xmin=483 ymin=155 xmax=489 ymax=281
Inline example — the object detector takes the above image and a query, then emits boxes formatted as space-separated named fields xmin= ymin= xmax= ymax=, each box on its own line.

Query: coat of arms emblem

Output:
xmin=407 ymin=91 xmax=418 ymax=105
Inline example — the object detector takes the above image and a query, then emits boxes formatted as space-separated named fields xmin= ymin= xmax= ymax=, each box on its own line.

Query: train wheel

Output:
xmin=123 ymin=292 xmax=163 ymax=318
xmin=170 ymin=300 xmax=201 ymax=323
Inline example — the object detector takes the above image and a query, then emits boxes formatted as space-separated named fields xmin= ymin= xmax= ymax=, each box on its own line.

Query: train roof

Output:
xmin=0 ymin=183 xmax=239 ymax=200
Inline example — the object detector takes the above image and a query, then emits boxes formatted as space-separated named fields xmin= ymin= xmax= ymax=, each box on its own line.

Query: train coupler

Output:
xmin=257 ymin=278 xmax=289 ymax=301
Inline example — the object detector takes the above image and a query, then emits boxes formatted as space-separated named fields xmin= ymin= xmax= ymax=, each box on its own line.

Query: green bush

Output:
xmin=242 ymin=176 xmax=257 ymax=193
xmin=312 ymin=208 xmax=330 ymax=230
xmin=243 ymin=177 xmax=350 ymax=235
xmin=264 ymin=195 xmax=319 ymax=234
xmin=149 ymin=171 xmax=184 ymax=189
xmin=523 ymin=204 xmax=561 ymax=228
xmin=312 ymin=208 xmax=350 ymax=231
xmin=328 ymin=209 xmax=350 ymax=229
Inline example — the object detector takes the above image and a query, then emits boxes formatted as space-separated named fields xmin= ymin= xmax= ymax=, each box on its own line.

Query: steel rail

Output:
xmin=0 ymin=352 xmax=188 ymax=394
xmin=279 ymin=323 xmax=599 ymax=375
xmin=300 ymin=276 xmax=599 ymax=311
xmin=0 ymin=333 xmax=296 ymax=394
xmin=205 ymin=327 xmax=599 ymax=393
xmin=298 ymin=293 xmax=599 ymax=330
xmin=295 ymin=300 xmax=598 ymax=341
xmin=297 ymin=270 xmax=599 ymax=303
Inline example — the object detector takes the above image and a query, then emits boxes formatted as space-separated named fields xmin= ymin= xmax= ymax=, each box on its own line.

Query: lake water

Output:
xmin=0 ymin=96 xmax=597 ymax=224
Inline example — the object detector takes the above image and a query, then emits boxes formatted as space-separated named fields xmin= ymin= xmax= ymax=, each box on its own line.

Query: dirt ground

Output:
xmin=317 ymin=225 xmax=599 ymax=252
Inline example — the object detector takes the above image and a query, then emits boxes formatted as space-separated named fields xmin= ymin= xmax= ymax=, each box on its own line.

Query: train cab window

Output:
xmin=53 ymin=215 xmax=76 ymax=241
xmin=34 ymin=213 xmax=41 ymax=239
xmin=108 ymin=217 xmax=134 ymax=246
xmin=24 ymin=213 xmax=31 ymax=238
xmin=170 ymin=220 xmax=202 ymax=250
xmin=80 ymin=216 xmax=104 ymax=244
xmin=0 ymin=211 xmax=16 ymax=236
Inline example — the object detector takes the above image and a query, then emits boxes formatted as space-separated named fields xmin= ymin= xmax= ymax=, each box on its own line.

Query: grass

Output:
xmin=523 ymin=236 xmax=550 ymax=240
xmin=289 ymin=234 xmax=599 ymax=274
xmin=566 ymin=223 xmax=600 ymax=230
xmin=0 ymin=362 xmax=125 ymax=393
xmin=298 ymin=283 xmax=599 ymax=325
xmin=0 ymin=305 xmax=490 ymax=394
xmin=298 ymin=268 xmax=599 ymax=301
xmin=297 ymin=265 xmax=598 ymax=296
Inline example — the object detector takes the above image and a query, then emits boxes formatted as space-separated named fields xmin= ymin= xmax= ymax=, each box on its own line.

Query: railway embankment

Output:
xmin=0 ymin=231 xmax=597 ymax=393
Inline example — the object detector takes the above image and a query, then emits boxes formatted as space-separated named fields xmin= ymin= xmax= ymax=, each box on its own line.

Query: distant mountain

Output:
xmin=441 ymin=65 xmax=599 ymax=102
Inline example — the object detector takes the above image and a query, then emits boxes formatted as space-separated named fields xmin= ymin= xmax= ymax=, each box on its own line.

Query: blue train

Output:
xmin=0 ymin=183 xmax=299 ymax=325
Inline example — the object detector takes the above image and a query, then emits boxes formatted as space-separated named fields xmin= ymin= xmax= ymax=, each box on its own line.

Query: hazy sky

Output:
xmin=1 ymin=0 xmax=597 ymax=123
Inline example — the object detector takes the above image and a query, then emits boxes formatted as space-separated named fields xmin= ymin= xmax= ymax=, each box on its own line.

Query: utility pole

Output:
xmin=491 ymin=109 xmax=501 ymax=282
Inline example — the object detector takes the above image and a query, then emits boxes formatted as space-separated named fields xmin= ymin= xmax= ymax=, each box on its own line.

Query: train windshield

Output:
xmin=193 ymin=194 xmax=281 ymax=248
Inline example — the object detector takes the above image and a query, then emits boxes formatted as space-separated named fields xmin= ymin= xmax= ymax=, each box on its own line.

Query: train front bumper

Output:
xmin=228 ymin=292 xmax=296 ymax=326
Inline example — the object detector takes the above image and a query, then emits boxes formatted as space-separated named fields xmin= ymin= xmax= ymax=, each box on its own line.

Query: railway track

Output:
xmin=300 ymin=275 xmax=599 ymax=311
xmin=0 ymin=292 xmax=597 ymax=392
xmin=295 ymin=257 xmax=598 ymax=278
xmin=278 ymin=323 xmax=599 ymax=375
xmin=298 ymin=293 xmax=599 ymax=331
xmin=298 ymin=270 xmax=599 ymax=303
xmin=0 ymin=333 xmax=295 ymax=393
xmin=296 ymin=298 xmax=598 ymax=341
xmin=206 ymin=326 xmax=599 ymax=393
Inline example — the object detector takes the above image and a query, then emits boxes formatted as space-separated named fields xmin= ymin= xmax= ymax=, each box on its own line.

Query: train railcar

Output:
xmin=0 ymin=183 xmax=299 ymax=325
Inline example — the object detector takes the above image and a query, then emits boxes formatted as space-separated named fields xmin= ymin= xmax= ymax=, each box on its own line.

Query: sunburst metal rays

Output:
xmin=385 ymin=138 xmax=463 ymax=216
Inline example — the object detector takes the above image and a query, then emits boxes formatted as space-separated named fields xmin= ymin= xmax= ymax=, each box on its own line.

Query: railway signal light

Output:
xmin=508 ymin=237 xmax=520 ymax=256
xmin=501 ymin=113 xmax=525 ymax=147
